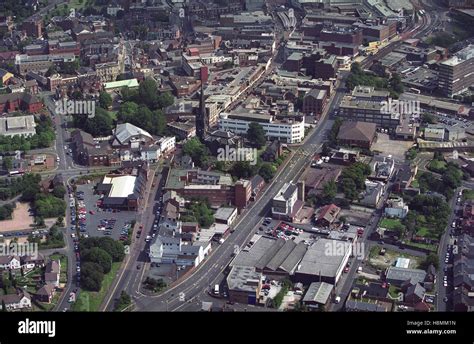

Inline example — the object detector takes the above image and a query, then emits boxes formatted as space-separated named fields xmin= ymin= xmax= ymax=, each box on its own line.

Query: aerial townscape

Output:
xmin=0 ymin=0 xmax=473 ymax=315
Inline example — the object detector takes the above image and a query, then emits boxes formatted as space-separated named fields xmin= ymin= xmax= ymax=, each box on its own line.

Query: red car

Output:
xmin=89 ymin=210 xmax=95 ymax=215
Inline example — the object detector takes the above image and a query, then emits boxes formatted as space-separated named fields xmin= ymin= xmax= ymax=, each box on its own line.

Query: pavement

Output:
xmin=436 ymin=187 xmax=462 ymax=311
xmin=107 ymin=73 xmax=345 ymax=312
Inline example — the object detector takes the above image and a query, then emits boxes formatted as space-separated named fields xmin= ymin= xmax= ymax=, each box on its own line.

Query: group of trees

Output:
xmin=307 ymin=180 xmax=338 ymax=207
xmin=28 ymin=225 xmax=64 ymax=249
xmin=73 ymin=107 xmax=114 ymax=137
xmin=417 ymin=162 xmax=463 ymax=199
xmin=339 ymin=162 xmax=371 ymax=201
xmin=327 ymin=117 xmax=343 ymax=148
xmin=0 ymin=203 xmax=15 ymax=221
xmin=182 ymin=138 xmax=210 ymax=168
xmin=114 ymin=291 xmax=132 ymax=311
xmin=34 ymin=194 xmax=66 ymax=219
xmin=346 ymin=63 xmax=404 ymax=98
xmin=79 ymin=237 xmax=125 ymax=291
xmin=183 ymin=198 xmax=215 ymax=228
xmin=247 ymin=122 xmax=266 ymax=149
xmin=0 ymin=115 xmax=56 ymax=153
xmin=0 ymin=0 xmax=34 ymax=24
xmin=46 ymin=60 xmax=80 ymax=77
xmin=143 ymin=277 xmax=167 ymax=293
xmin=72 ymin=78 xmax=173 ymax=138
xmin=403 ymin=194 xmax=451 ymax=239
xmin=117 ymin=102 xmax=167 ymax=136
xmin=0 ymin=174 xmax=41 ymax=201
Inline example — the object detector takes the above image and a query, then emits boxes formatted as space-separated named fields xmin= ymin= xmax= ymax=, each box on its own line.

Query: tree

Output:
xmin=341 ymin=178 xmax=358 ymax=200
xmin=231 ymin=161 xmax=257 ymax=179
xmin=1 ymin=300 xmax=6 ymax=312
xmin=189 ymin=200 xmax=214 ymax=228
xmin=138 ymin=78 xmax=159 ymax=109
xmin=2 ymin=156 xmax=12 ymax=170
xmin=81 ymin=247 xmax=112 ymax=274
xmin=157 ymin=92 xmax=174 ymax=108
xmin=247 ymin=122 xmax=266 ymax=149
xmin=419 ymin=253 xmax=439 ymax=270
xmin=421 ymin=113 xmax=436 ymax=125
xmin=321 ymin=181 xmax=337 ymax=204
xmin=182 ymin=138 xmax=209 ymax=167
xmin=52 ymin=185 xmax=66 ymax=199
xmin=80 ymin=262 xmax=104 ymax=291
xmin=114 ymin=291 xmax=132 ymax=311
xmin=98 ymin=91 xmax=112 ymax=109
xmin=80 ymin=237 xmax=126 ymax=262
xmin=259 ymin=163 xmax=276 ymax=182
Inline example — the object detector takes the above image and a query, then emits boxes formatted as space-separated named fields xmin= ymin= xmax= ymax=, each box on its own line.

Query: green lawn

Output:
xmin=407 ymin=241 xmax=438 ymax=252
xmin=462 ymin=189 xmax=474 ymax=201
xmin=72 ymin=262 xmax=121 ymax=312
xmin=379 ymin=218 xmax=405 ymax=230
xmin=389 ymin=285 xmax=401 ymax=298
xmin=411 ymin=178 xmax=419 ymax=188
xmin=369 ymin=245 xmax=381 ymax=259
xmin=428 ymin=159 xmax=447 ymax=173
xmin=415 ymin=227 xmax=430 ymax=237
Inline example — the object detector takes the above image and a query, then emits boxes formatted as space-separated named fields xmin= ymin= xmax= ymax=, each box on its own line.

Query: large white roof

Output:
xmin=114 ymin=123 xmax=152 ymax=145
xmin=103 ymin=175 xmax=137 ymax=198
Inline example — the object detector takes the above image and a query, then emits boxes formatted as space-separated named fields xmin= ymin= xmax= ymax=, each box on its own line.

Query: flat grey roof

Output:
xmin=226 ymin=265 xmax=261 ymax=293
xmin=296 ymin=238 xmax=350 ymax=278
xmin=386 ymin=266 xmax=426 ymax=283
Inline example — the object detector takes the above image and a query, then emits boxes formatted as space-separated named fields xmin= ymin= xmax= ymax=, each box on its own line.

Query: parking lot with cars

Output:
xmin=72 ymin=184 xmax=138 ymax=242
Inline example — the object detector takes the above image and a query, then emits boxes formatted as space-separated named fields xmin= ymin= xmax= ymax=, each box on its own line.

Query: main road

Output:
xmin=121 ymin=75 xmax=346 ymax=312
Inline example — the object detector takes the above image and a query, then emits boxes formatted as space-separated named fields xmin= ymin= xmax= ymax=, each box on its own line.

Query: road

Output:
xmin=101 ymin=166 xmax=164 ymax=311
xmin=436 ymin=187 xmax=462 ymax=312
xmin=101 ymin=0 xmax=442 ymax=312
xmin=117 ymin=72 xmax=346 ymax=312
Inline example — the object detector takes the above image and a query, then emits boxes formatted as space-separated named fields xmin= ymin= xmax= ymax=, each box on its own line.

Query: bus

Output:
xmin=8 ymin=170 xmax=25 ymax=177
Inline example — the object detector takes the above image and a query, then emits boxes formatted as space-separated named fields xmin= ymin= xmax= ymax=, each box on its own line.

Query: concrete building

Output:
xmin=0 ymin=115 xmax=37 ymax=137
xmin=227 ymin=265 xmax=262 ymax=305
xmin=214 ymin=207 xmax=238 ymax=226
xmin=218 ymin=112 xmax=305 ymax=143
xmin=294 ymin=238 xmax=351 ymax=285
xmin=271 ymin=182 xmax=300 ymax=221
xmin=438 ymin=45 xmax=474 ymax=97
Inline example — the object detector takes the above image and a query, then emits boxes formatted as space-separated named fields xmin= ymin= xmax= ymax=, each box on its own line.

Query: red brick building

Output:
xmin=0 ymin=93 xmax=43 ymax=113
xmin=302 ymin=89 xmax=328 ymax=117
xmin=462 ymin=201 xmax=474 ymax=235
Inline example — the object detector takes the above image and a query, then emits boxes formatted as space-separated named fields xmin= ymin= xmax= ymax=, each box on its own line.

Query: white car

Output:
xmin=71 ymin=233 xmax=76 ymax=238
xmin=443 ymin=281 xmax=448 ymax=287
xmin=445 ymin=258 xmax=449 ymax=264
xmin=452 ymin=222 xmax=456 ymax=228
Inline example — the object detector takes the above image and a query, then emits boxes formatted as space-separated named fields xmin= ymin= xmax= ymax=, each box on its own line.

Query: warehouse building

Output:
xmin=294 ymin=238 xmax=351 ymax=285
